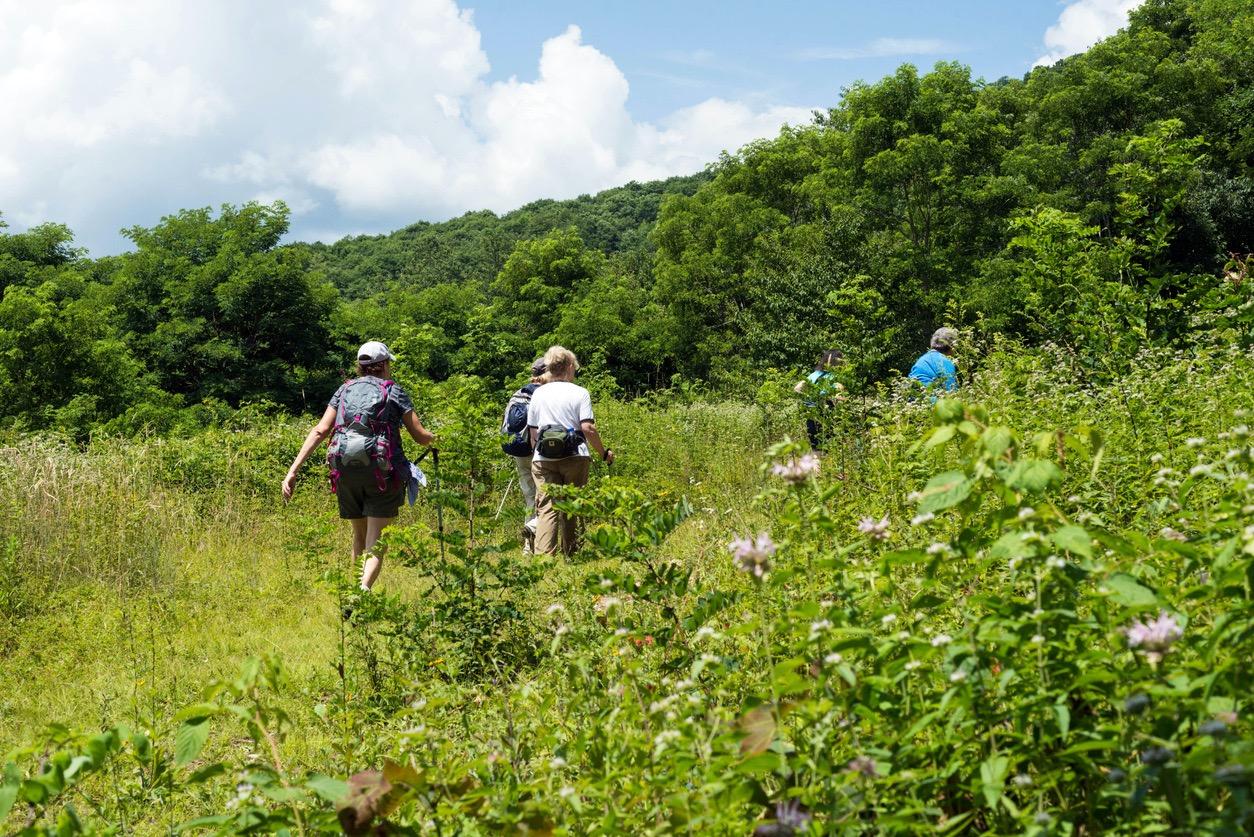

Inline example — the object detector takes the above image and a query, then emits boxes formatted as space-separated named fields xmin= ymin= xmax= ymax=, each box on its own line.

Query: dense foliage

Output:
xmin=1 ymin=0 xmax=1251 ymax=427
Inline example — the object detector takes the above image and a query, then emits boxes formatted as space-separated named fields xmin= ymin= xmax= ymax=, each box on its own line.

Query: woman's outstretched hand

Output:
xmin=282 ymin=472 xmax=297 ymax=501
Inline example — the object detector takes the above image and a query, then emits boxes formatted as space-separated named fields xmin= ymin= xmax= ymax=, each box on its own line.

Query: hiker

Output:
xmin=527 ymin=346 xmax=613 ymax=556
xmin=281 ymin=341 xmax=435 ymax=591
xmin=908 ymin=328 xmax=959 ymax=392
xmin=501 ymin=357 xmax=548 ymax=554
xmin=793 ymin=348 xmax=845 ymax=451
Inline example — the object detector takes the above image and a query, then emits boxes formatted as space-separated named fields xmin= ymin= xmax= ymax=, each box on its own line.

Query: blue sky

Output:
xmin=469 ymin=0 xmax=1062 ymax=120
xmin=0 ymin=0 xmax=1141 ymax=255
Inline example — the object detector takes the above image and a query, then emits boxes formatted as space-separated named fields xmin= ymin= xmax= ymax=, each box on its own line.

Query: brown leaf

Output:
xmin=739 ymin=705 xmax=777 ymax=756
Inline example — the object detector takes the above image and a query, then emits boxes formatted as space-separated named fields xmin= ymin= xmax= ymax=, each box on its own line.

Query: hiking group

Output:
xmin=283 ymin=329 xmax=955 ymax=591
xmin=282 ymin=343 xmax=612 ymax=592
xmin=796 ymin=327 xmax=959 ymax=451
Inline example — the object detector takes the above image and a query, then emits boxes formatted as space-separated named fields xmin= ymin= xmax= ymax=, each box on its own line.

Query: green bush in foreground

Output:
xmin=2 ymin=345 xmax=1253 ymax=834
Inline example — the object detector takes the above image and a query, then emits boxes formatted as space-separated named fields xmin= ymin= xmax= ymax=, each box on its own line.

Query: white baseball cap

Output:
xmin=357 ymin=341 xmax=396 ymax=364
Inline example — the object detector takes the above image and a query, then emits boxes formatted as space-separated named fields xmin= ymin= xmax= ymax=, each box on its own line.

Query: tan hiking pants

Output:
xmin=531 ymin=456 xmax=591 ymax=556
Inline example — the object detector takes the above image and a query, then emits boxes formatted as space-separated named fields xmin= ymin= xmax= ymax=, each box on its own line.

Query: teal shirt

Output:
xmin=908 ymin=350 xmax=957 ymax=391
xmin=803 ymin=370 xmax=834 ymax=407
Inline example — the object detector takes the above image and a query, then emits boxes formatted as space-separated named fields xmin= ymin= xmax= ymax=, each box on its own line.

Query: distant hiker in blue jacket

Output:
xmin=908 ymin=328 xmax=959 ymax=392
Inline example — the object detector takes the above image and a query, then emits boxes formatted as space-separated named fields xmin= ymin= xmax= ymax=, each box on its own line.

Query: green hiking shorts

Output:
xmin=336 ymin=468 xmax=405 ymax=519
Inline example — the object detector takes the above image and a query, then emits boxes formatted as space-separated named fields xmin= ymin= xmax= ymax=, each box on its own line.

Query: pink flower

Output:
xmin=1124 ymin=611 xmax=1184 ymax=664
xmin=729 ymin=532 xmax=776 ymax=579
xmin=846 ymin=755 xmax=877 ymax=778
xmin=858 ymin=515 xmax=891 ymax=541
xmin=772 ymin=453 xmax=820 ymax=484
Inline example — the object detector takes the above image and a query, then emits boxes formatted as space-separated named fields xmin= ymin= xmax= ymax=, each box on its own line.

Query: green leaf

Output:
xmin=174 ymin=718 xmax=211 ymax=767
xmin=0 ymin=768 xmax=18 ymax=821
xmin=981 ymin=426 xmax=1014 ymax=459
xmin=306 ymin=775 xmax=350 ymax=804
xmin=917 ymin=471 xmax=973 ymax=514
xmin=1003 ymin=459 xmax=1062 ymax=494
xmin=925 ymin=425 xmax=956 ymax=447
xmin=979 ymin=755 xmax=1009 ymax=808
xmin=1105 ymin=573 xmax=1158 ymax=608
xmin=173 ymin=702 xmax=221 ymax=724
xmin=1051 ymin=525 xmax=1092 ymax=558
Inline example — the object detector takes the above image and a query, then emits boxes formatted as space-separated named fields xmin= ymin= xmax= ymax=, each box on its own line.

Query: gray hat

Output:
xmin=530 ymin=357 xmax=548 ymax=376
xmin=357 ymin=341 xmax=396 ymax=364
xmin=930 ymin=328 xmax=958 ymax=351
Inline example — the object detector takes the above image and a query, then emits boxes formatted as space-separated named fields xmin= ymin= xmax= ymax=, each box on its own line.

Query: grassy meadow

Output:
xmin=2 ymin=342 xmax=1253 ymax=833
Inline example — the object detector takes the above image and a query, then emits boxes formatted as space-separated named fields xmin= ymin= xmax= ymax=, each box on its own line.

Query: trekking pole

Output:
xmin=431 ymin=448 xmax=447 ymax=564
xmin=494 ymin=475 xmax=515 ymax=520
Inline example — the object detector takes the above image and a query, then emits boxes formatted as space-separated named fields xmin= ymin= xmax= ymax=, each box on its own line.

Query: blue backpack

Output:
xmin=501 ymin=384 xmax=538 ymax=456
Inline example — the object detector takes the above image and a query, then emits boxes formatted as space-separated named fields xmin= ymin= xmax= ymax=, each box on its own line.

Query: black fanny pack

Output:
xmin=537 ymin=424 xmax=584 ymax=458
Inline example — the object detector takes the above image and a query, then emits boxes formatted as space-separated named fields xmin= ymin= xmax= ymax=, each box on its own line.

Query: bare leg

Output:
xmin=359 ymin=515 xmax=394 ymax=590
xmin=349 ymin=518 xmax=367 ymax=561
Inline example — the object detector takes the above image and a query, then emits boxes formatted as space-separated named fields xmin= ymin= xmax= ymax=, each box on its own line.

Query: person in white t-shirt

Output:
xmin=527 ymin=345 xmax=614 ymax=555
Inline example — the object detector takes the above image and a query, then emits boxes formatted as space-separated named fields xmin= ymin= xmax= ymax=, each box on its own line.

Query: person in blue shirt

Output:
xmin=794 ymin=348 xmax=845 ymax=451
xmin=909 ymin=328 xmax=959 ymax=392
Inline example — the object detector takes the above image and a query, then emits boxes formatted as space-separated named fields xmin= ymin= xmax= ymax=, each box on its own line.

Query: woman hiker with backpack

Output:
xmin=500 ymin=357 xmax=548 ymax=554
xmin=794 ymin=348 xmax=846 ymax=451
xmin=281 ymin=341 xmax=436 ymax=591
xmin=527 ymin=346 xmax=614 ymax=556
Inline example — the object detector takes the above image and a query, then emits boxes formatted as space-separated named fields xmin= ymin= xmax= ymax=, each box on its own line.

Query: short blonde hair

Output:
xmin=543 ymin=345 xmax=579 ymax=378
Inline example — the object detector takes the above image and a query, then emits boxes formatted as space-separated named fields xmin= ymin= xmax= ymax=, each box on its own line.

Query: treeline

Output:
xmin=1 ymin=0 xmax=1251 ymax=435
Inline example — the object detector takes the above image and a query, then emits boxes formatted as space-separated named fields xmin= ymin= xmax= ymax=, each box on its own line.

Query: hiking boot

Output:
xmin=522 ymin=526 xmax=535 ymax=555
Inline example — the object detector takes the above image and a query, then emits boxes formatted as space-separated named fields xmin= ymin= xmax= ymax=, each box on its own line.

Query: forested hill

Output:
xmin=299 ymin=173 xmax=708 ymax=299
xmin=0 ymin=0 xmax=1251 ymax=435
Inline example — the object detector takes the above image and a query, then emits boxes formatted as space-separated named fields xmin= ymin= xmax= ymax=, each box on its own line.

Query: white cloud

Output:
xmin=1034 ymin=0 xmax=1144 ymax=66
xmin=0 ymin=1 xmax=813 ymax=254
xmin=797 ymin=38 xmax=957 ymax=62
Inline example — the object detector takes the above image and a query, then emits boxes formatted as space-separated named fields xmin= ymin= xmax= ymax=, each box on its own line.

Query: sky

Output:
xmin=0 ymin=0 xmax=1143 ymax=256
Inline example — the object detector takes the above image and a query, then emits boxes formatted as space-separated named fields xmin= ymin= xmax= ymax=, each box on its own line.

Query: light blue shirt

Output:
xmin=908 ymin=350 xmax=957 ymax=391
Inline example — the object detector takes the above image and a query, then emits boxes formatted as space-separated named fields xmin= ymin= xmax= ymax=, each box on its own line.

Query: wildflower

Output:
xmin=911 ymin=512 xmax=935 ymax=526
xmin=1030 ymin=634 xmax=1045 ymax=644
xmin=858 ymin=515 xmax=891 ymax=541
xmin=592 ymin=595 xmax=621 ymax=616
xmin=1215 ymin=710 xmax=1239 ymax=725
xmin=1124 ymin=611 xmax=1184 ymax=665
xmin=1149 ymin=453 xmax=1164 ymax=463
xmin=558 ymin=786 xmax=576 ymax=800
xmin=546 ymin=602 xmax=566 ymax=617
xmin=1032 ymin=607 xmax=1044 ymax=617
xmin=823 ymin=652 xmax=843 ymax=666
xmin=1018 ymin=507 xmax=1035 ymax=520
xmin=846 ymin=755 xmax=877 ymax=778
xmin=549 ymin=756 xmax=567 ymax=769
xmin=755 ymin=800 xmax=812 ymax=836
xmin=599 ymin=577 xmax=614 ymax=589
xmin=926 ymin=542 xmax=950 ymax=555
xmin=729 ymin=532 xmax=776 ymax=579
xmin=809 ymin=619 xmax=832 ymax=640
xmin=949 ymin=670 xmax=967 ymax=683
xmin=1012 ymin=773 xmax=1033 ymax=788
xmin=930 ymin=634 xmax=952 ymax=647
xmin=1185 ymin=437 xmax=1206 ymax=448
xmin=904 ymin=660 xmax=922 ymax=671
xmin=653 ymin=729 xmax=682 ymax=751
xmin=1189 ymin=464 xmax=1211 ymax=476
xmin=694 ymin=625 xmax=719 ymax=642
xmin=772 ymin=453 xmax=820 ymax=484
xmin=1159 ymin=527 xmax=1187 ymax=542
xmin=880 ymin=613 xmax=897 ymax=627
xmin=614 ymin=627 xmax=628 ymax=637
xmin=1046 ymin=555 xmax=1066 ymax=569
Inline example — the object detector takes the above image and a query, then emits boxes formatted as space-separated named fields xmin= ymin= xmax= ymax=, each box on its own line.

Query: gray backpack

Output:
xmin=326 ymin=378 xmax=396 ymax=491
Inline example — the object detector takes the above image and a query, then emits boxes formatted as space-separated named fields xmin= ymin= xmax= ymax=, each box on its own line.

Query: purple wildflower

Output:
xmin=729 ymin=532 xmax=776 ymax=579
xmin=846 ymin=755 xmax=877 ymax=778
xmin=858 ymin=515 xmax=891 ymax=541
xmin=1123 ymin=610 xmax=1184 ymax=665
xmin=772 ymin=453 xmax=820 ymax=484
